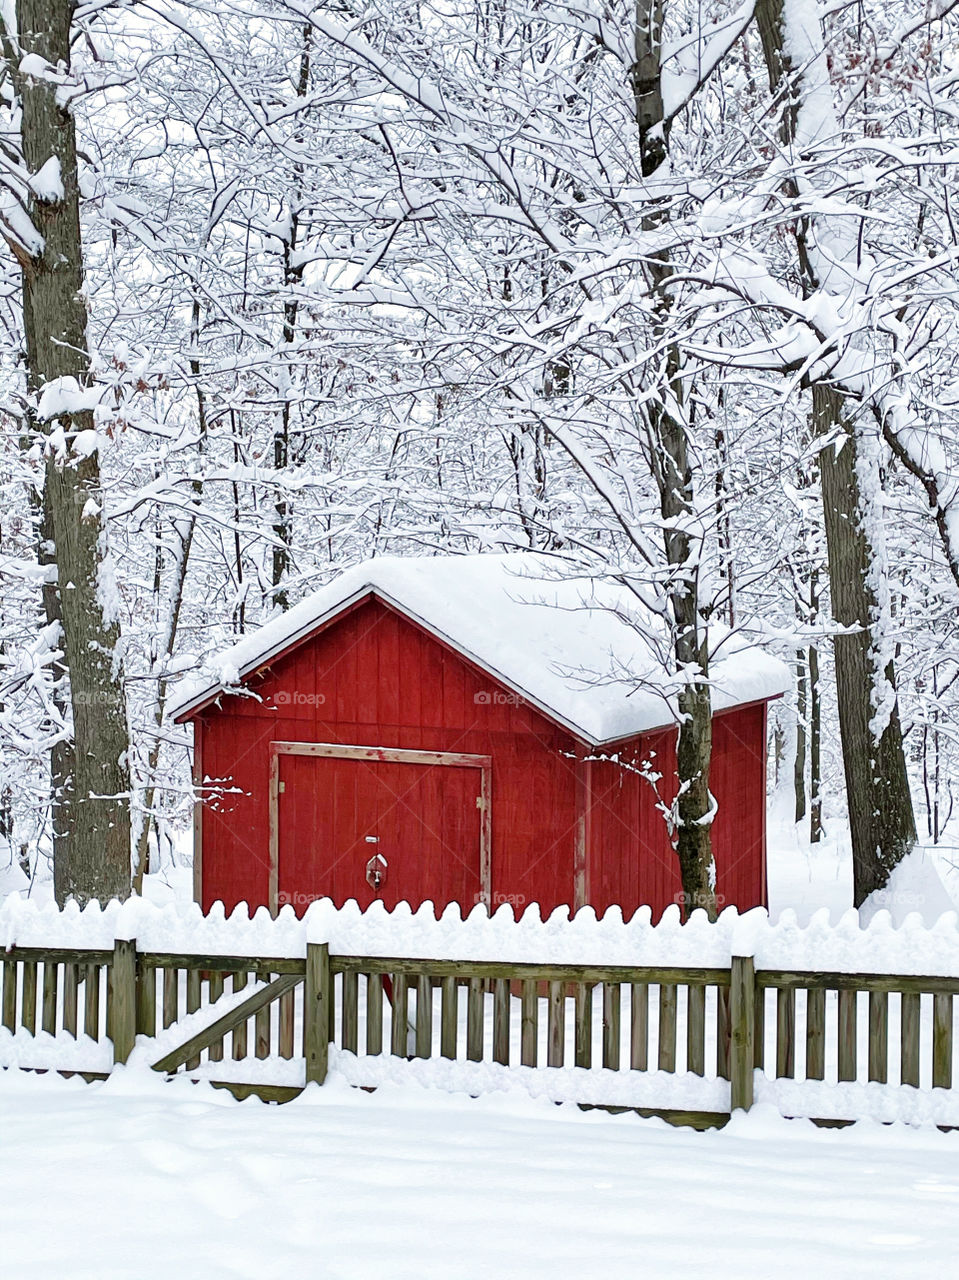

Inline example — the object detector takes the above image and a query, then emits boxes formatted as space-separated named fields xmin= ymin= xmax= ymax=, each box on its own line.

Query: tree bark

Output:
xmin=13 ymin=0 xmax=131 ymax=904
xmin=816 ymin=388 xmax=915 ymax=900
xmin=271 ymin=26 xmax=313 ymax=612
xmin=809 ymin=572 xmax=822 ymax=843
xmin=633 ymin=0 xmax=716 ymax=919
xmin=794 ymin=651 xmax=807 ymax=823
xmin=757 ymin=0 xmax=916 ymax=902
xmin=133 ymin=300 xmax=208 ymax=892
xmin=25 ymin=473 xmax=76 ymax=860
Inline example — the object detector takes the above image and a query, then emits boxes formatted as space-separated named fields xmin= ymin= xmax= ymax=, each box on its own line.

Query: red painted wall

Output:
xmin=192 ymin=596 xmax=768 ymax=919
xmin=586 ymin=701 xmax=768 ymax=917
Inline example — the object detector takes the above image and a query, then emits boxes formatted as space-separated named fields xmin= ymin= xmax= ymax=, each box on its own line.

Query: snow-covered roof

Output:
xmin=169 ymin=553 xmax=790 ymax=744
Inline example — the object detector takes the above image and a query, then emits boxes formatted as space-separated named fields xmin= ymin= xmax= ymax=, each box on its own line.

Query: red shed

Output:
xmin=170 ymin=554 xmax=789 ymax=920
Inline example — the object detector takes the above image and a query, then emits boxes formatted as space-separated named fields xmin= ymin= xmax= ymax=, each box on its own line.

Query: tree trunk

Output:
xmin=25 ymin=474 xmax=76 ymax=864
xmin=132 ymin=297 xmax=207 ymax=893
xmin=809 ymin=572 xmax=822 ymax=843
xmin=271 ymin=26 xmax=313 ymax=613
xmin=13 ymin=0 xmax=131 ymax=904
xmin=794 ymin=651 xmax=807 ymax=823
xmin=757 ymin=0 xmax=915 ymax=902
xmin=633 ymin=0 xmax=716 ymax=919
xmin=816 ymin=387 xmax=915 ymax=900
xmin=132 ymin=517 xmax=197 ymax=892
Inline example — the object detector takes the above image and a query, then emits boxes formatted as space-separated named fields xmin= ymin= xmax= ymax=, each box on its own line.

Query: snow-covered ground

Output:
xmin=2 ymin=1066 xmax=957 ymax=1279
xmin=3 ymin=809 xmax=959 ymax=1275
xmin=0 ymin=852 xmax=194 ymax=908
xmin=766 ymin=795 xmax=959 ymax=925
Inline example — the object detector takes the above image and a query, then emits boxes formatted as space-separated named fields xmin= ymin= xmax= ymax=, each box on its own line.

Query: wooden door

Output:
xmin=275 ymin=748 xmax=486 ymax=913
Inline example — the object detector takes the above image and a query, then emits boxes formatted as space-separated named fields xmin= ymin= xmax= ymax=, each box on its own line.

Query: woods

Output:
xmin=0 ymin=0 xmax=957 ymax=910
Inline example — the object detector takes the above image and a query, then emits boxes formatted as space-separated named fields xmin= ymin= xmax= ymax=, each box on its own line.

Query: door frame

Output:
xmin=269 ymin=741 xmax=493 ymax=915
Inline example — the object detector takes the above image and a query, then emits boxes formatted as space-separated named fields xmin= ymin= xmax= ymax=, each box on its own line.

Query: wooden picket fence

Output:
xmin=3 ymin=939 xmax=959 ymax=1126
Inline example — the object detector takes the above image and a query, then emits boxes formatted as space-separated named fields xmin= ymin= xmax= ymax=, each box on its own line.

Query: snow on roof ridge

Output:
xmin=3 ymin=894 xmax=959 ymax=975
xmin=166 ymin=551 xmax=791 ymax=742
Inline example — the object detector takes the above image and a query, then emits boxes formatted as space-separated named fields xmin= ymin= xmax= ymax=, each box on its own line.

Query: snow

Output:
xmin=661 ymin=0 xmax=755 ymax=123
xmin=766 ymin=802 xmax=854 ymax=924
xmin=0 ymin=856 xmax=29 ymax=900
xmin=6 ymin=882 xmax=959 ymax=976
xmin=28 ymin=157 xmax=63 ymax=203
xmin=755 ymin=1074 xmax=959 ymax=1127
xmin=765 ymin=798 xmax=959 ymax=931
xmin=0 ymin=185 xmax=43 ymax=257
xmin=861 ymin=848 xmax=956 ymax=928
xmin=167 ymin=552 xmax=791 ymax=744
xmin=0 ymin=894 xmax=307 ymax=957
xmin=749 ymin=907 xmax=959 ymax=979
xmin=17 ymin=53 xmax=62 ymax=84
xmin=330 ymin=1048 xmax=729 ymax=1112
xmin=782 ymin=0 xmax=837 ymax=152
xmin=2 ymin=1068 xmax=958 ymax=1279
xmin=0 ymin=1028 xmax=111 ymax=1073
xmin=35 ymin=376 xmax=103 ymax=424
xmin=124 ymin=977 xmax=283 ymax=1073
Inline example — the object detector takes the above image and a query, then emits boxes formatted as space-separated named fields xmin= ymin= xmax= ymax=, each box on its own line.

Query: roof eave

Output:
xmin=591 ymin=690 xmax=785 ymax=750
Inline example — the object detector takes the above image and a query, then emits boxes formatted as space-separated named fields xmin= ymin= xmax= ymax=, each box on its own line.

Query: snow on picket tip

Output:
xmin=3 ymin=895 xmax=959 ymax=975
xmin=0 ymin=896 xmax=303 ymax=957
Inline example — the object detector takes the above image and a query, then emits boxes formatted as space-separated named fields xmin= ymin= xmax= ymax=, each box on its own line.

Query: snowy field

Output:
xmin=3 ymin=1067 xmax=958 ymax=1280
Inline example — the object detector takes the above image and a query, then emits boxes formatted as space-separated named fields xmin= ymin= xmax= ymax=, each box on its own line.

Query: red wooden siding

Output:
xmin=585 ymin=701 xmax=768 ymax=917
xmin=193 ymin=596 xmax=769 ymax=920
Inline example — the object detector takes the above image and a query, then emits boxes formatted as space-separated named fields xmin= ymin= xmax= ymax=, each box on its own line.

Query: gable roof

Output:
xmin=168 ymin=552 xmax=790 ymax=744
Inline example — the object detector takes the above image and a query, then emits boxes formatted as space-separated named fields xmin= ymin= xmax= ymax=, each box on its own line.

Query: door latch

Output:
xmin=366 ymin=853 xmax=388 ymax=893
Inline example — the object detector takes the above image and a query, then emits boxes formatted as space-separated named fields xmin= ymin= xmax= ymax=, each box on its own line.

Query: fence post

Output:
xmin=111 ymin=938 xmax=137 ymax=1065
xmin=729 ymin=954 xmax=755 ymax=1113
xmin=304 ymin=942 xmax=331 ymax=1085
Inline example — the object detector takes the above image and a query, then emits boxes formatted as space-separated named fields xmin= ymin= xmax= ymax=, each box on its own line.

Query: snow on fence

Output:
xmin=5 ymin=896 xmax=959 ymax=1127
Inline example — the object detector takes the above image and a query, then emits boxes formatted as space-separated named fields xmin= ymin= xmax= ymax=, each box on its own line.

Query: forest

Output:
xmin=0 ymin=0 xmax=956 ymax=916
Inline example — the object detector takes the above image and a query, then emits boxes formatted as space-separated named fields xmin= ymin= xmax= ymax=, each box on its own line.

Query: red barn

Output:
xmin=170 ymin=554 xmax=788 ymax=920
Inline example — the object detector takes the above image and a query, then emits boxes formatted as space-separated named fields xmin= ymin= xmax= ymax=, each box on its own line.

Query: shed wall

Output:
xmin=586 ymin=701 xmax=768 ymax=917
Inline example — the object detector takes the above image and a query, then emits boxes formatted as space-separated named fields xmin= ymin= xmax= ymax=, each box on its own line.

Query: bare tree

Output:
xmin=2 ymin=0 xmax=131 ymax=902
